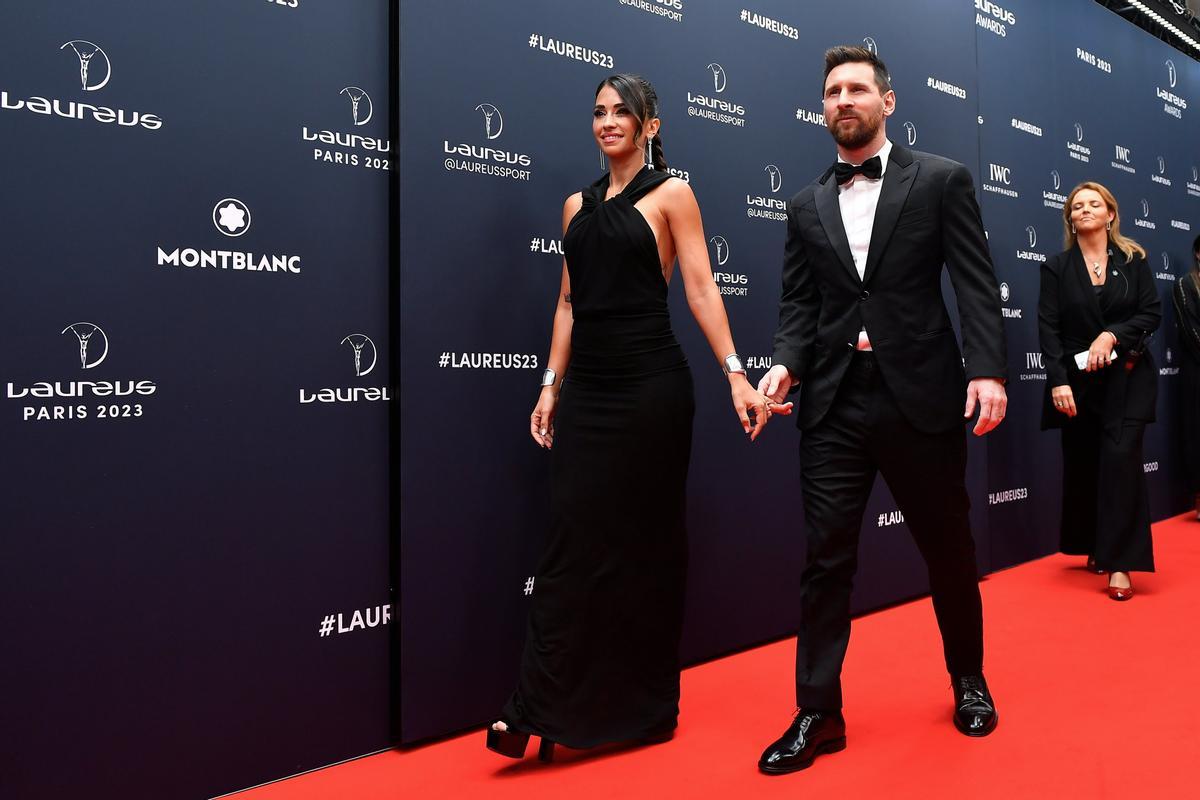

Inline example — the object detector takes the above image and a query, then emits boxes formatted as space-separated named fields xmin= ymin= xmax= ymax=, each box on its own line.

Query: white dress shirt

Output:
xmin=837 ymin=138 xmax=892 ymax=350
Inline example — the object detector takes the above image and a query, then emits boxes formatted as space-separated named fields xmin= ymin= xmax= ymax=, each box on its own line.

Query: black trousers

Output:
xmin=796 ymin=352 xmax=983 ymax=710
xmin=1059 ymin=407 xmax=1155 ymax=572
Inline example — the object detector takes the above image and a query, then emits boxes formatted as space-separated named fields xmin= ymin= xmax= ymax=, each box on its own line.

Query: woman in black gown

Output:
xmin=487 ymin=74 xmax=783 ymax=760
xmin=1173 ymin=234 xmax=1200 ymax=519
xmin=1038 ymin=181 xmax=1160 ymax=601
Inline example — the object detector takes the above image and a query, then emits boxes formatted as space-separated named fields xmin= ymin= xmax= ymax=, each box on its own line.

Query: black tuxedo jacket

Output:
xmin=1037 ymin=246 xmax=1161 ymax=430
xmin=771 ymin=144 xmax=1007 ymax=433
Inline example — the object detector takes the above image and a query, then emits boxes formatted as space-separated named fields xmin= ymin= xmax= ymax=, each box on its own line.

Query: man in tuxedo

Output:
xmin=756 ymin=46 xmax=1008 ymax=775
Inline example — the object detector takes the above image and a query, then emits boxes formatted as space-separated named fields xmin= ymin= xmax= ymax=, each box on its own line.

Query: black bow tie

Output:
xmin=834 ymin=156 xmax=882 ymax=185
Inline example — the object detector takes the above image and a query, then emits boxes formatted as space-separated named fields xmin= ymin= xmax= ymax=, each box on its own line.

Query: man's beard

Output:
xmin=828 ymin=110 xmax=882 ymax=149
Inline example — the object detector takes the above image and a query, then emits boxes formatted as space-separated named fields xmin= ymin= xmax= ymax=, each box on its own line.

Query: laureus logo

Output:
xmin=1157 ymin=156 xmax=1166 ymax=174
xmin=212 ymin=198 xmax=252 ymax=237
xmin=764 ymin=164 xmax=782 ymax=193
xmin=903 ymin=121 xmax=917 ymax=146
xmin=1166 ymin=59 xmax=1177 ymax=89
xmin=341 ymin=334 xmax=377 ymax=377
xmin=1193 ymin=165 xmax=1199 ymax=182
xmin=61 ymin=322 xmax=108 ymax=369
xmin=60 ymin=40 xmax=111 ymax=91
xmin=1141 ymin=198 xmax=1151 ymax=218
xmin=1074 ymin=122 xmax=1084 ymax=142
xmin=1163 ymin=251 xmax=1171 ymax=270
xmin=706 ymin=63 xmax=727 ymax=93
xmin=299 ymin=335 xmax=390 ymax=404
xmin=1026 ymin=225 xmax=1037 ymax=249
xmin=862 ymin=36 xmax=879 ymax=55
xmin=475 ymin=103 xmax=503 ymax=140
xmin=709 ymin=235 xmax=730 ymax=266
xmin=1051 ymin=170 xmax=1061 ymax=191
xmin=340 ymin=87 xmax=373 ymax=126
xmin=0 ymin=41 xmax=160 ymax=131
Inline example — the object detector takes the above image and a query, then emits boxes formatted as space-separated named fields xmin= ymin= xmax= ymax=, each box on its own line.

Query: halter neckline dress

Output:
xmin=502 ymin=167 xmax=696 ymax=747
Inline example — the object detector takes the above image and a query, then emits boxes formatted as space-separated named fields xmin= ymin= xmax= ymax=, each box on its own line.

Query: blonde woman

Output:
xmin=1038 ymin=181 xmax=1161 ymax=601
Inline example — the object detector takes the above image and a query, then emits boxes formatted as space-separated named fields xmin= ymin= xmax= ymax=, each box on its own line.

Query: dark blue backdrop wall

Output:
xmin=1 ymin=2 xmax=1196 ymax=799
xmin=399 ymin=0 xmax=1198 ymax=746
xmin=1 ymin=2 xmax=391 ymax=799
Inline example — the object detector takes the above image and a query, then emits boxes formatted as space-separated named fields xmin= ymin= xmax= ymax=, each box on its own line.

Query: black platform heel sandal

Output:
xmin=486 ymin=723 xmax=530 ymax=758
xmin=486 ymin=722 xmax=556 ymax=762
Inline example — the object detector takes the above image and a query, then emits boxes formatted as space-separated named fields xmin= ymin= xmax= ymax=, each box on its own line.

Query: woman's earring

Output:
xmin=1106 ymin=221 xmax=1112 ymax=230
xmin=645 ymin=136 xmax=653 ymax=170
xmin=599 ymin=150 xmax=607 ymax=171
xmin=1071 ymin=223 xmax=1076 ymax=234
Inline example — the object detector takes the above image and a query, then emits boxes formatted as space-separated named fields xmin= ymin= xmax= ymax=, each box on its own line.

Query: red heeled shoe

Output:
xmin=1108 ymin=584 xmax=1134 ymax=601
xmin=1107 ymin=573 xmax=1134 ymax=601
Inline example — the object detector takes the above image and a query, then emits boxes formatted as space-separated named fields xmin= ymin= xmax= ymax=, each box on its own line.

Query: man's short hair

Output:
xmin=823 ymin=45 xmax=891 ymax=95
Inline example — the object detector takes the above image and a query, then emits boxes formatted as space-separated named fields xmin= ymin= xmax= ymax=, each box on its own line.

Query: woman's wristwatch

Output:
xmin=722 ymin=354 xmax=746 ymax=376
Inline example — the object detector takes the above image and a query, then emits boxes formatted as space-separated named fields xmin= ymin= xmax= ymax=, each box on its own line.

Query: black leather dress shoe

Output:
xmin=952 ymin=674 xmax=998 ymax=736
xmin=758 ymin=709 xmax=846 ymax=774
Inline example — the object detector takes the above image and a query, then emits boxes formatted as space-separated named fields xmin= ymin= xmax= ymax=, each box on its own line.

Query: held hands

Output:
xmin=757 ymin=364 xmax=796 ymax=405
xmin=1051 ymin=385 xmax=1077 ymax=417
xmin=1086 ymin=331 xmax=1117 ymax=372
xmin=530 ymin=387 xmax=557 ymax=449
xmin=963 ymin=377 xmax=1007 ymax=436
xmin=730 ymin=374 xmax=788 ymax=441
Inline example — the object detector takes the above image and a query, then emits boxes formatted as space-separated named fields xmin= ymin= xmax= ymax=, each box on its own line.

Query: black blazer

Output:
xmin=771 ymin=144 xmax=1006 ymax=433
xmin=1037 ymin=246 xmax=1161 ymax=430
xmin=1173 ymin=273 xmax=1200 ymax=365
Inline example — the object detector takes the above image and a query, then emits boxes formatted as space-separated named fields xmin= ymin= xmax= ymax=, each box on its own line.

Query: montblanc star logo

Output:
xmin=212 ymin=198 xmax=252 ymax=237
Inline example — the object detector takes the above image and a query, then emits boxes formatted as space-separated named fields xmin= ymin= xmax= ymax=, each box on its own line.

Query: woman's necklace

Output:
xmin=1091 ymin=260 xmax=1102 ymax=278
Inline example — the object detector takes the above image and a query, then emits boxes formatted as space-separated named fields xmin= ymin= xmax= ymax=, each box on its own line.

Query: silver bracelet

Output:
xmin=722 ymin=354 xmax=746 ymax=375
xmin=540 ymin=368 xmax=557 ymax=387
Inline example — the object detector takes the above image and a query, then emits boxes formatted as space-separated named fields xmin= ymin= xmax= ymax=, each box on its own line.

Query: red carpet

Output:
xmin=233 ymin=514 xmax=1199 ymax=799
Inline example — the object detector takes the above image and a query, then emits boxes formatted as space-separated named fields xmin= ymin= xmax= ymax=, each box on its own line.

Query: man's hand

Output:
xmin=964 ymin=377 xmax=1006 ymax=436
xmin=757 ymin=364 xmax=795 ymax=404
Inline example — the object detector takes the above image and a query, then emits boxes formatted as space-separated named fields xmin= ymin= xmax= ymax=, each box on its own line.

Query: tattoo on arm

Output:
xmin=564 ymin=293 xmax=572 ymax=304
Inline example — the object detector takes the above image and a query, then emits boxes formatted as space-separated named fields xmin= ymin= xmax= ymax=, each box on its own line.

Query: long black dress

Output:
xmin=1173 ymin=273 xmax=1200 ymax=496
xmin=502 ymin=167 xmax=695 ymax=748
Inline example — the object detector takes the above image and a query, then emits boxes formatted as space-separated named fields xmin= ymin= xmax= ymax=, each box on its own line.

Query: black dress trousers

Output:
xmin=795 ymin=352 xmax=983 ymax=710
